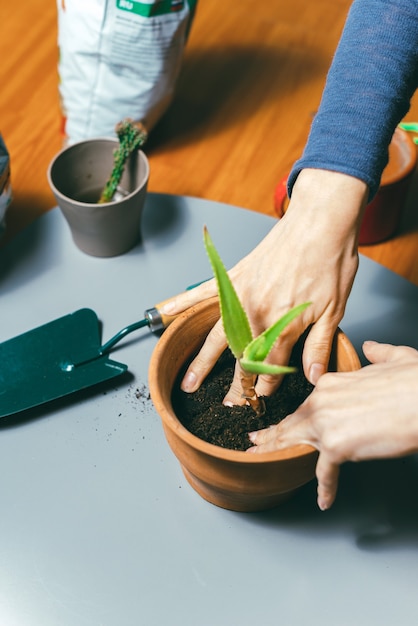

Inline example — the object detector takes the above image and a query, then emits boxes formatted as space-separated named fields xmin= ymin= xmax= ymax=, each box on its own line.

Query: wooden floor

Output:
xmin=1 ymin=0 xmax=418 ymax=284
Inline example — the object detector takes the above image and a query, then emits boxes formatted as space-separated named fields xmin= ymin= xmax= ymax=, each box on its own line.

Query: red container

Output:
xmin=274 ymin=127 xmax=417 ymax=245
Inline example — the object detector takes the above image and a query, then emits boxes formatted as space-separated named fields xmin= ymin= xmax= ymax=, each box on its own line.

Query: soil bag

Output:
xmin=57 ymin=0 xmax=198 ymax=144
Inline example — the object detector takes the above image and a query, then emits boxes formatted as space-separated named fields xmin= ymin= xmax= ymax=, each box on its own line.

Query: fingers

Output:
xmin=223 ymin=360 xmax=249 ymax=406
xmin=248 ymin=411 xmax=306 ymax=450
xmin=252 ymin=313 xmax=340 ymax=396
xmin=160 ymin=278 xmax=217 ymax=316
xmin=181 ymin=318 xmax=227 ymax=392
xmin=302 ymin=321 xmax=337 ymax=385
xmin=249 ymin=422 xmax=341 ymax=511
xmin=316 ymin=453 xmax=340 ymax=510
xmin=251 ymin=307 xmax=313 ymax=397
xmin=254 ymin=340 xmax=294 ymax=398
xmin=363 ymin=340 xmax=418 ymax=365
xmin=247 ymin=423 xmax=289 ymax=452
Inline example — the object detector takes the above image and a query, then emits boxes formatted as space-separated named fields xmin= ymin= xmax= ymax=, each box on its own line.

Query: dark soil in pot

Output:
xmin=172 ymin=338 xmax=313 ymax=451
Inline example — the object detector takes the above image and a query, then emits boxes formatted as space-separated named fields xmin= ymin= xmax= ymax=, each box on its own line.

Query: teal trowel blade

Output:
xmin=0 ymin=309 xmax=128 ymax=418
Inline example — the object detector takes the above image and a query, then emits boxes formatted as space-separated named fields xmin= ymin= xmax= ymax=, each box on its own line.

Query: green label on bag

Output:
xmin=116 ymin=0 xmax=187 ymax=16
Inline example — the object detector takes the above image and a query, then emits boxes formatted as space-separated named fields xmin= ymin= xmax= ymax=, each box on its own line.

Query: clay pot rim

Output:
xmin=149 ymin=298 xmax=353 ymax=465
xmin=47 ymin=137 xmax=150 ymax=208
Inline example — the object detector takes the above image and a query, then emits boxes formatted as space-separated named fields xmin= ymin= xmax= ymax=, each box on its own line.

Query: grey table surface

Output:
xmin=0 ymin=193 xmax=417 ymax=626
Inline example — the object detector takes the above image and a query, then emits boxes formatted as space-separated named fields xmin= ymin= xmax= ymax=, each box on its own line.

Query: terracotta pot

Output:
xmin=149 ymin=298 xmax=361 ymax=512
xmin=274 ymin=127 xmax=417 ymax=245
xmin=47 ymin=138 xmax=149 ymax=257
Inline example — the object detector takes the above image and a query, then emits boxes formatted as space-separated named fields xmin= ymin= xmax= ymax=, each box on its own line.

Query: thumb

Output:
xmin=362 ymin=340 xmax=416 ymax=364
xmin=158 ymin=278 xmax=217 ymax=315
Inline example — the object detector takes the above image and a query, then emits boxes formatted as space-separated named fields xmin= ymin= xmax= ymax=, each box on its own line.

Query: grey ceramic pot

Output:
xmin=47 ymin=138 xmax=149 ymax=257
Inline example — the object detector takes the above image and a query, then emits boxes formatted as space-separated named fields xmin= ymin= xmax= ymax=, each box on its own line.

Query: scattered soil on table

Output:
xmin=172 ymin=339 xmax=313 ymax=451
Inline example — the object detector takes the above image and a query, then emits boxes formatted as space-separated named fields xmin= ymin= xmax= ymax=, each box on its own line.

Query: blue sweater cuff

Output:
xmin=288 ymin=0 xmax=418 ymax=201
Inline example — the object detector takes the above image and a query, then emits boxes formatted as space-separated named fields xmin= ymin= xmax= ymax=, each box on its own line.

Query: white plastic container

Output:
xmin=57 ymin=0 xmax=198 ymax=144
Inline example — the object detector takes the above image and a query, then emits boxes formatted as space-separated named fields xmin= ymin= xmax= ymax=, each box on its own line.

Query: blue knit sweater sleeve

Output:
xmin=288 ymin=0 xmax=418 ymax=200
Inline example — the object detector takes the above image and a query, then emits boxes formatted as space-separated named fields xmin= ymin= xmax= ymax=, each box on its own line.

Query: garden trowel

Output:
xmin=0 ymin=297 xmax=190 ymax=418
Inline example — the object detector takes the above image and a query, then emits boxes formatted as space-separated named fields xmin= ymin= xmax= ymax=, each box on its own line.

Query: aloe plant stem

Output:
xmin=239 ymin=367 xmax=266 ymax=416
xmin=98 ymin=119 xmax=148 ymax=204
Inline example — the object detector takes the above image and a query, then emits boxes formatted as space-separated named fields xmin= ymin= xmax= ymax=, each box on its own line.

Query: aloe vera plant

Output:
xmin=204 ymin=227 xmax=310 ymax=416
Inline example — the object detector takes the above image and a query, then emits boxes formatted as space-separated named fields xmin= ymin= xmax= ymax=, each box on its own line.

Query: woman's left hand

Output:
xmin=248 ymin=341 xmax=418 ymax=510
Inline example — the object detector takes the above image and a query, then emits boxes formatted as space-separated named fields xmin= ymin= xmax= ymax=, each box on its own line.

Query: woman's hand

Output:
xmin=248 ymin=341 xmax=418 ymax=510
xmin=160 ymin=169 xmax=368 ymax=401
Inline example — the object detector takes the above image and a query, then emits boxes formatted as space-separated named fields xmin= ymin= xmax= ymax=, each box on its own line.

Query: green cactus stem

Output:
xmin=98 ymin=119 xmax=148 ymax=204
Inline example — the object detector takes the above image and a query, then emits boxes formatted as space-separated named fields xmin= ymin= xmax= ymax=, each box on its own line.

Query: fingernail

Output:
xmin=246 ymin=446 xmax=257 ymax=454
xmin=160 ymin=300 xmax=176 ymax=314
xmin=223 ymin=400 xmax=234 ymax=407
xmin=181 ymin=371 xmax=197 ymax=393
xmin=317 ymin=498 xmax=329 ymax=511
xmin=248 ymin=431 xmax=257 ymax=443
xmin=309 ymin=363 xmax=325 ymax=385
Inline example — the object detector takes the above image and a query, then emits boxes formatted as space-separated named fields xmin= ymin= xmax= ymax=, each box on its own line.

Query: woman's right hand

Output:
xmin=160 ymin=169 xmax=369 ymax=401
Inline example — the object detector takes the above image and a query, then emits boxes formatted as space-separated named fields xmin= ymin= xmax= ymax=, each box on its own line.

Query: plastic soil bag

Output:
xmin=57 ymin=0 xmax=198 ymax=145
xmin=0 ymin=135 xmax=12 ymax=236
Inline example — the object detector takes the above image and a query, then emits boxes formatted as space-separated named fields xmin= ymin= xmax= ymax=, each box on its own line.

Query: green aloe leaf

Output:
xmin=244 ymin=302 xmax=311 ymax=363
xmin=240 ymin=359 xmax=297 ymax=375
xmin=204 ymin=227 xmax=253 ymax=359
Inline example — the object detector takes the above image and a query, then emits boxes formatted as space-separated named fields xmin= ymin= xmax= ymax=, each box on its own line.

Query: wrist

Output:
xmin=288 ymin=168 xmax=368 ymax=238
